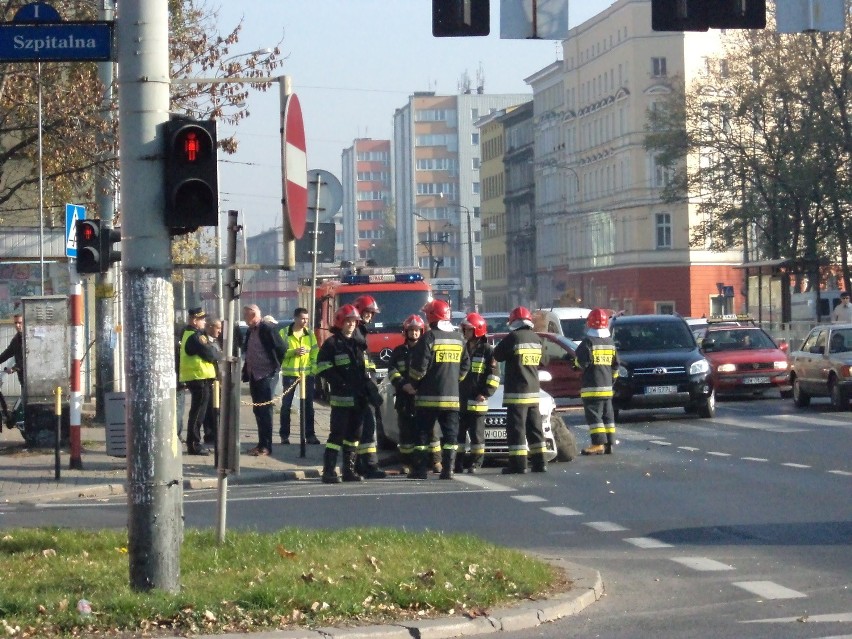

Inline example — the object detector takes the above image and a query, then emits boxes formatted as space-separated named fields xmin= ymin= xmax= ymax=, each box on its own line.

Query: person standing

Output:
xmin=387 ymin=314 xmax=426 ymax=474
xmin=493 ymin=306 xmax=547 ymax=474
xmin=575 ymin=308 xmax=619 ymax=456
xmin=456 ymin=313 xmax=500 ymax=474
xmin=201 ymin=318 xmax=224 ymax=447
xmin=241 ymin=304 xmax=286 ymax=457
xmin=831 ymin=291 xmax=852 ymax=323
xmin=352 ymin=295 xmax=386 ymax=479
xmin=408 ymin=299 xmax=470 ymax=480
xmin=315 ymin=304 xmax=371 ymax=483
xmin=179 ymin=308 xmax=221 ymax=456
xmin=0 ymin=313 xmax=23 ymax=427
xmin=279 ymin=307 xmax=320 ymax=445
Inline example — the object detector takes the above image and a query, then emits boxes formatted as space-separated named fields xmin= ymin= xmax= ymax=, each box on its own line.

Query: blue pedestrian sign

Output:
xmin=65 ymin=203 xmax=85 ymax=258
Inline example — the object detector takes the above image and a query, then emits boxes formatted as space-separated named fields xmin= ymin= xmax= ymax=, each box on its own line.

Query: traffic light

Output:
xmin=432 ymin=0 xmax=489 ymax=37
xmin=163 ymin=118 xmax=218 ymax=232
xmin=75 ymin=219 xmax=101 ymax=274
xmin=651 ymin=0 xmax=765 ymax=32
xmin=101 ymin=226 xmax=121 ymax=270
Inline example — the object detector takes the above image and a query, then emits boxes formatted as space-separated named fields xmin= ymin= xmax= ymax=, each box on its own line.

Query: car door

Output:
xmin=797 ymin=328 xmax=827 ymax=394
xmin=539 ymin=334 xmax=582 ymax=399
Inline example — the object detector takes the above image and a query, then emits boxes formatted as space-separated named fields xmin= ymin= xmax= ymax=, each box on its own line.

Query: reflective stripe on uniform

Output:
xmin=503 ymin=392 xmax=539 ymax=404
xmin=330 ymin=395 xmax=355 ymax=407
xmin=416 ymin=397 xmax=460 ymax=409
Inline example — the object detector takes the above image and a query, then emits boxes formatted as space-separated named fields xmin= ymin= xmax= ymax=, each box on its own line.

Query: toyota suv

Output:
xmin=611 ymin=314 xmax=715 ymax=418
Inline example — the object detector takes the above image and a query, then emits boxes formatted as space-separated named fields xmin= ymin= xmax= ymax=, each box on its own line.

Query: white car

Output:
xmin=377 ymin=371 xmax=577 ymax=464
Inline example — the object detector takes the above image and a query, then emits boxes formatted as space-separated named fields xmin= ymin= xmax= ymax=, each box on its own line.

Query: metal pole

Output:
xmin=304 ymin=176 xmax=323 ymax=459
xmin=54 ymin=386 xmax=61 ymax=480
xmin=465 ymin=207 xmax=476 ymax=312
xmin=37 ymin=61 xmax=44 ymax=295
xmin=215 ymin=217 xmax=225 ymax=321
xmin=119 ymin=0 xmax=182 ymax=593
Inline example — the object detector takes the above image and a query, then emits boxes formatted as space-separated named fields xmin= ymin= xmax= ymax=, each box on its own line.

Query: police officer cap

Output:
xmin=189 ymin=307 xmax=206 ymax=319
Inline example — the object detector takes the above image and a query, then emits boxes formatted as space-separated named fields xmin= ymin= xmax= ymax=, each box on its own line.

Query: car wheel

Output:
xmin=829 ymin=376 xmax=848 ymax=411
xmin=792 ymin=377 xmax=810 ymax=407
xmin=697 ymin=389 xmax=716 ymax=418
xmin=780 ymin=389 xmax=793 ymax=399
xmin=551 ymin=415 xmax=578 ymax=462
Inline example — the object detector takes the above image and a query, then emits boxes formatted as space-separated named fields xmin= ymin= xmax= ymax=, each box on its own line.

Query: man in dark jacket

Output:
xmin=352 ymin=295 xmax=385 ymax=478
xmin=242 ymin=304 xmax=287 ymax=457
xmin=0 ymin=313 xmax=23 ymax=427
xmin=179 ymin=308 xmax=222 ymax=456
xmin=387 ymin=314 xmax=426 ymax=474
xmin=575 ymin=308 xmax=618 ymax=456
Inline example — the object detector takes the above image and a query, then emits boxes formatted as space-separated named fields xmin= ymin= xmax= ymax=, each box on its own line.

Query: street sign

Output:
xmin=65 ymin=203 xmax=85 ymax=258
xmin=307 ymin=169 xmax=343 ymax=223
xmin=295 ymin=222 xmax=336 ymax=263
xmin=776 ymin=0 xmax=845 ymax=33
xmin=283 ymin=93 xmax=307 ymax=240
xmin=0 ymin=22 xmax=114 ymax=62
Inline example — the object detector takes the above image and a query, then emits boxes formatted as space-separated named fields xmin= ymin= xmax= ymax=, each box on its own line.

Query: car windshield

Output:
xmin=706 ymin=328 xmax=776 ymax=351
xmin=612 ymin=321 xmax=695 ymax=352
xmin=829 ymin=329 xmax=852 ymax=353
xmin=484 ymin=314 xmax=510 ymax=334
xmin=337 ymin=290 xmax=430 ymax=332
xmin=560 ymin=318 xmax=589 ymax=341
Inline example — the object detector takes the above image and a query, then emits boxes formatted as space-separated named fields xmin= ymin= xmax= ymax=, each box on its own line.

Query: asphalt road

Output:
xmin=3 ymin=397 xmax=851 ymax=639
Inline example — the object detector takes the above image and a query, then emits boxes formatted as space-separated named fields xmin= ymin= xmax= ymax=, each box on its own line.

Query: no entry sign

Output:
xmin=283 ymin=93 xmax=307 ymax=240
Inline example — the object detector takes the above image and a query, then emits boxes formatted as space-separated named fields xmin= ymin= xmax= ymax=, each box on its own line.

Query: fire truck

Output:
xmin=300 ymin=265 xmax=432 ymax=377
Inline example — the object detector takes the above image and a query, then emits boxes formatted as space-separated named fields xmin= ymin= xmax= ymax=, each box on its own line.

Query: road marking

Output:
xmin=453 ymin=475 xmax=516 ymax=492
xmin=775 ymin=414 xmax=852 ymax=428
xmin=742 ymin=612 xmax=852 ymax=623
xmin=706 ymin=451 xmax=731 ymax=457
xmin=669 ymin=556 xmax=734 ymax=571
xmin=828 ymin=470 xmax=852 ymax=476
xmin=732 ymin=581 xmax=807 ymax=599
xmin=541 ymin=506 xmax=583 ymax=516
xmin=781 ymin=462 xmax=811 ymax=469
xmin=513 ymin=495 xmax=547 ymax=503
xmin=709 ymin=416 xmax=807 ymax=433
xmin=742 ymin=457 xmax=769 ymax=462
xmin=585 ymin=521 xmax=628 ymax=532
xmin=649 ymin=440 xmax=672 ymax=446
xmin=678 ymin=446 xmax=700 ymax=452
xmin=624 ymin=537 xmax=673 ymax=549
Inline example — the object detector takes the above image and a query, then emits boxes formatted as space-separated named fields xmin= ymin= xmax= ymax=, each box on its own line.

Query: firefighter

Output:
xmin=315 ymin=304 xmax=372 ymax=483
xmin=575 ymin=308 xmax=619 ymax=455
xmin=408 ymin=299 xmax=470 ymax=479
xmin=387 ymin=314 xmax=426 ymax=474
xmin=493 ymin=306 xmax=547 ymax=474
xmin=352 ymin=294 xmax=386 ymax=479
xmin=456 ymin=313 xmax=500 ymax=473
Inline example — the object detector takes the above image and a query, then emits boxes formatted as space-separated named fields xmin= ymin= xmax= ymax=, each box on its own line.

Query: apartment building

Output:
xmin=341 ymin=139 xmax=392 ymax=263
xmin=528 ymin=0 xmax=742 ymax=317
xmin=478 ymin=110 xmax=509 ymax=312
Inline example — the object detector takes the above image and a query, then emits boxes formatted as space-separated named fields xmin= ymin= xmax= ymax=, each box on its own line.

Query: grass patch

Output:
xmin=0 ymin=527 xmax=563 ymax=637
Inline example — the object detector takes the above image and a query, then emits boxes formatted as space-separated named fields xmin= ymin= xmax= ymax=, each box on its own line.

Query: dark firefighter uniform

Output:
xmin=493 ymin=327 xmax=547 ymax=473
xmin=388 ymin=340 xmax=418 ymax=471
xmin=409 ymin=327 xmax=470 ymax=479
xmin=315 ymin=329 xmax=372 ymax=482
xmin=575 ymin=334 xmax=618 ymax=453
xmin=354 ymin=323 xmax=385 ymax=478
xmin=456 ymin=338 xmax=500 ymax=472
xmin=179 ymin=321 xmax=221 ymax=455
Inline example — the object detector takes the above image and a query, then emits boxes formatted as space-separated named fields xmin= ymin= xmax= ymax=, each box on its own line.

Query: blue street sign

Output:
xmin=0 ymin=22 xmax=113 ymax=62
xmin=13 ymin=2 xmax=62 ymax=23
xmin=65 ymin=203 xmax=85 ymax=258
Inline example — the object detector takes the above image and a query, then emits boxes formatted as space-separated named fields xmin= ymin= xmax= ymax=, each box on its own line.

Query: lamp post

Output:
xmin=458 ymin=204 xmax=477 ymax=312
xmin=413 ymin=211 xmax=446 ymax=279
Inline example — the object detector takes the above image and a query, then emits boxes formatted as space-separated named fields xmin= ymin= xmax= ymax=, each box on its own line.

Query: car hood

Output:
xmin=705 ymin=348 xmax=787 ymax=364
xmin=618 ymin=348 xmax=702 ymax=368
xmin=486 ymin=386 xmax=555 ymax=416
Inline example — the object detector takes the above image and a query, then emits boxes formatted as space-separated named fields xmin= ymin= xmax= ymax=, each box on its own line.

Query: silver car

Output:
xmin=789 ymin=323 xmax=852 ymax=410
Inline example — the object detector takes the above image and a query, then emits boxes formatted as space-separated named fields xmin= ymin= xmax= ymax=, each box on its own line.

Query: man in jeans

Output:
xmin=279 ymin=307 xmax=320 ymax=445
xmin=241 ymin=304 xmax=286 ymax=456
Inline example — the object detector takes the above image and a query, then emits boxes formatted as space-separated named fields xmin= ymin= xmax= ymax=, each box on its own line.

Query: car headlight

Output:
xmin=617 ymin=365 xmax=629 ymax=378
xmin=774 ymin=361 xmax=788 ymax=370
xmin=690 ymin=358 xmax=710 ymax=375
xmin=717 ymin=363 xmax=736 ymax=373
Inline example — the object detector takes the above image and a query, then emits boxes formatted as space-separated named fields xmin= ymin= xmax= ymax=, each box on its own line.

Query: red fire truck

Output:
xmin=300 ymin=265 xmax=432 ymax=377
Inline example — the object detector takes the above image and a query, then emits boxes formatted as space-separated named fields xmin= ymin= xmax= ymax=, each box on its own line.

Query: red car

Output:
xmin=700 ymin=326 xmax=791 ymax=398
xmin=490 ymin=332 xmax=582 ymax=406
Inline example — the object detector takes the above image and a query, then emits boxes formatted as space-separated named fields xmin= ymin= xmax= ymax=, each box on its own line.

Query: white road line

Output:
xmin=709 ymin=416 xmax=807 ymax=433
xmin=513 ymin=495 xmax=547 ymax=503
xmin=678 ymin=446 xmax=700 ymax=452
xmin=775 ymin=414 xmax=852 ymax=428
xmin=742 ymin=612 xmax=852 ymax=624
xmin=541 ymin=506 xmax=583 ymax=516
xmin=706 ymin=451 xmax=732 ymax=457
xmin=669 ymin=556 xmax=734 ymax=571
xmin=781 ymin=462 xmax=811 ymax=469
xmin=649 ymin=440 xmax=672 ymax=446
xmin=742 ymin=457 xmax=769 ymax=462
xmin=453 ymin=475 xmax=516 ymax=492
xmin=732 ymin=581 xmax=807 ymax=600
xmin=828 ymin=469 xmax=852 ymax=476
xmin=624 ymin=537 xmax=673 ymax=549
xmin=585 ymin=521 xmax=628 ymax=532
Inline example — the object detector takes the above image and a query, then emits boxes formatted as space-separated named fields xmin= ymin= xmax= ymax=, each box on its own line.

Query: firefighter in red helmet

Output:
xmin=387 ymin=313 xmax=426 ymax=473
xmin=575 ymin=308 xmax=619 ymax=455
xmin=493 ymin=306 xmax=548 ymax=473
xmin=351 ymin=295 xmax=385 ymax=479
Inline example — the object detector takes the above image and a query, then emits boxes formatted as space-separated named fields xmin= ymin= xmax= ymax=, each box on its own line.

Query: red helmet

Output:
xmin=403 ymin=314 xmax=426 ymax=332
xmin=461 ymin=313 xmax=487 ymax=338
xmin=353 ymin=295 xmax=380 ymax=315
xmin=586 ymin=308 xmax=609 ymax=330
xmin=334 ymin=304 xmax=361 ymax=329
xmin=508 ymin=306 xmax=533 ymax=324
xmin=424 ymin=299 xmax=451 ymax=324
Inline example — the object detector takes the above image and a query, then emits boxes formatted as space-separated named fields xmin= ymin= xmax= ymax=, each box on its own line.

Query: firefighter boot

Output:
xmin=361 ymin=462 xmax=387 ymax=479
xmin=407 ymin=450 xmax=429 ymax=480
xmin=501 ymin=455 xmax=530 ymax=475
xmin=342 ymin=449 xmax=364 ymax=482
xmin=530 ymin=452 xmax=548 ymax=473
xmin=321 ymin=448 xmax=341 ymax=484
xmin=453 ymin=451 xmax=465 ymax=474
xmin=468 ymin=452 xmax=484 ymax=474
xmin=439 ymin=450 xmax=457 ymax=480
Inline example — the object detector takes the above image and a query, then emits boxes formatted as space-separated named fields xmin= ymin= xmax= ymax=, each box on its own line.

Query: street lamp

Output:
xmin=458 ymin=204 xmax=477 ymax=313
xmin=412 ymin=211 xmax=447 ymax=279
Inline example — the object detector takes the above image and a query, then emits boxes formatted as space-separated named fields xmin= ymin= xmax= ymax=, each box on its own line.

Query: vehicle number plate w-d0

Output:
xmin=742 ymin=376 xmax=770 ymax=385
xmin=645 ymin=385 xmax=677 ymax=395
xmin=484 ymin=428 xmax=507 ymax=440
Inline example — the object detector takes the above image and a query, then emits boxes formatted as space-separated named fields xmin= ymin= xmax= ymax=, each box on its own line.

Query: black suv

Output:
xmin=611 ymin=314 xmax=715 ymax=418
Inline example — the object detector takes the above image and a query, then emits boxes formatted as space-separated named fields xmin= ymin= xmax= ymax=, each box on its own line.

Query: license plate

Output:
xmin=645 ymin=385 xmax=677 ymax=395
xmin=742 ymin=376 xmax=770 ymax=385
xmin=484 ymin=428 xmax=507 ymax=440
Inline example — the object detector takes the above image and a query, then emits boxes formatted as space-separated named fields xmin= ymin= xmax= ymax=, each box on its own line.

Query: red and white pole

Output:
xmin=69 ymin=270 xmax=84 ymax=469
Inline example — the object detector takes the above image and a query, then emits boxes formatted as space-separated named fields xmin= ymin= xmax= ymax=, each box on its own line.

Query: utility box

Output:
xmin=22 ymin=296 xmax=70 ymax=448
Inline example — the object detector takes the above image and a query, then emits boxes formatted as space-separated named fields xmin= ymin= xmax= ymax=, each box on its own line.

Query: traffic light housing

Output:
xmin=164 ymin=118 xmax=218 ymax=232
xmin=432 ymin=0 xmax=489 ymax=37
xmin=76 ymin=219 xmax=101 ymax=274
xmin=651 ymin=0 xmax=766 ymax=32
xmin=101 ymin=226 xmax=121 ymax=270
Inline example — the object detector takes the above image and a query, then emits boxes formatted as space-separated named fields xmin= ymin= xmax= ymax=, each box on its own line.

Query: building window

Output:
xmin=472 ymin=157 xmax=480 ymax=170
xmin=655 ymin=212 xmax=672 ymax=249
xmin=471 ymin=132 xmax=480 ymax=145
xmin=472 ymin=182 xmax=480 ymax=194
xmin=652 ymin=57 xmax=667 ymax=77
xmin=655 ymin=301 xmax=675 ymax=315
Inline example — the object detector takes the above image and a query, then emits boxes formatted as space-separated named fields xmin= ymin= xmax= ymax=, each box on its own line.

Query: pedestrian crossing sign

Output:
xmin=65 ymin=203 xmax=86 ymax=257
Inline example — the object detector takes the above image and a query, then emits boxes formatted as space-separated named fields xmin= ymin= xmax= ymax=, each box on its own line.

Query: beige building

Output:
xmin=478 ymin=111 xmax=509 ymax=312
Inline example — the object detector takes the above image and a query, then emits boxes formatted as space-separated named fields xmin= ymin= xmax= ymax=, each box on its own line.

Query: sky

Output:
xmin=213 ymin=0 xmax=615 ymax=233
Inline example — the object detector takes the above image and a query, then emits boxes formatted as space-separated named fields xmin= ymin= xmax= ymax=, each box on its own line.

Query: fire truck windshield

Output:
xmin=337 ymin=290 xmax=430 ymax=331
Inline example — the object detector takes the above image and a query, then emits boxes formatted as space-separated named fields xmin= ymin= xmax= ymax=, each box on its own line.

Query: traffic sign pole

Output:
xmin=279 ymin=78 xmax=295 ymax=269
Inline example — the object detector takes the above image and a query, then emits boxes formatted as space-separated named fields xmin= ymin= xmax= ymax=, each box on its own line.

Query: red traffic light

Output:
xmin=172 ymin=125 xmax=213 ymax=164
xmin=80 ymin=224 xmax=96 ymax=242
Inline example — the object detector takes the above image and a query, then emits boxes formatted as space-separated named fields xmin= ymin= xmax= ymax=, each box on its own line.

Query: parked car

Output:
xmin=480 ymin=311 xmax=511 ymax=335
xmin=789 ymin=323 xmax=852 ymax=410
xmin=533 ymin=307 xmax=592 ymax=341
xmin=489 ymin=332 xmax=582 ymax=406
xmin=700 ymin=325 xmax=792 ymax=398
xmin=610 ymin=314 xmax=715 ymax=418
xmin=377 ymin=370 xmax=578 ymax=463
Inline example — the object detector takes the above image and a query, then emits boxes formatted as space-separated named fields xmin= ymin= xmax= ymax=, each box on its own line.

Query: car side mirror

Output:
xmin=701 ymin=338 xmax=716 ymax=352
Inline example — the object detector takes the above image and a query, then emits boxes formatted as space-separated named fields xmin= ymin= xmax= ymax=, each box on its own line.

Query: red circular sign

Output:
xmin=283 ymin=93 xmax=307 ymax=239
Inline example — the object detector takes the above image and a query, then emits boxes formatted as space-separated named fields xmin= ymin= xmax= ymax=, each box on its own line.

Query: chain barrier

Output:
xmin=241 ymin=376 xmax=302 ymax=408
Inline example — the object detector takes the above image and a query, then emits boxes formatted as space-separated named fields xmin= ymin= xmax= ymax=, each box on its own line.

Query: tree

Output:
xmin=370 ymin=200 xmax=398 ymax=267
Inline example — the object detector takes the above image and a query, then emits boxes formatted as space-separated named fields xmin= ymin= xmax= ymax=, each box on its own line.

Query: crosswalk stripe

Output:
xmin=670 ymin=556 xmax=734 ymax=571
xmin=453 ymin=475 xmax=515 ymax=492
xmin=742 ymin=457 xmax=769 ymax=462
xmin=732 ymin=581 xmax=807 ymax=599
xmin=513 ymin=495 xmax=547 ymax=503
xmin=624 ymin=537 xmax=673 ymax=549
xmin=781 ymin=462 xmax=811 ymax=469
xmin=541 ymin=506 xmax=583 ymax=516
xmin=774 ymin=414 xmax=852 ymax=428
xmin=706 ymin=451 xmax=731 ymax=457
xmin=828 ymin=470 xmax=852 ymax=476
xmin=742 ymin=612 xmax=852 ymax=623
xmin=709 ymin=416 xmax=807 ymax=433
xmin=585 ymin=521 xmax=628 ymax=532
